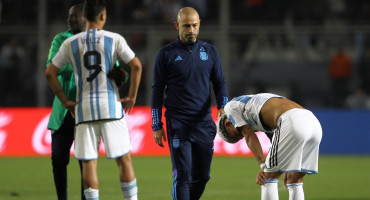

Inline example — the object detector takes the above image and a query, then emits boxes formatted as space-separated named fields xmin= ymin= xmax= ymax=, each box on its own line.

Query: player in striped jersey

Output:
xmin=46 ymin=0 xmax=142 ymax=199
xmin=218 ymin=93 xmax=322 ymax=200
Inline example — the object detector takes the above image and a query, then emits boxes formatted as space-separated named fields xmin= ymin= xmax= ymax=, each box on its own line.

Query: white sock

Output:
xmin=287 ymin=183 xmax=304 ymax=200
xmin=261 ymin=178 xmax=279 ymax=200
xmin=121 ymin=178 xmax=138 ymax=200
xmin=84 ymin=187 xmax=99 ymax=200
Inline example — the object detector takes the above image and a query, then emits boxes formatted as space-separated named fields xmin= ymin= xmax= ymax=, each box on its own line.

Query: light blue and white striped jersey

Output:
xmin=52 ymin=29 xmax=135 ymax=124
xmin=224 ymin=93 xmax=284 ymax=132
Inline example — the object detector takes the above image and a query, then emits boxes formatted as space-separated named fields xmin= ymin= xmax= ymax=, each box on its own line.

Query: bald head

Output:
xmin=175 ymin=7 xmax=201 ymax=44
xmin=177 ymin=7 xmax=199 ymax=23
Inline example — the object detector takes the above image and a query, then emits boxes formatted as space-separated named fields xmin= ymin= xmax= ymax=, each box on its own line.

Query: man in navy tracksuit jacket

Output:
xmin=151 ymin=7 xmax=228 ymax=200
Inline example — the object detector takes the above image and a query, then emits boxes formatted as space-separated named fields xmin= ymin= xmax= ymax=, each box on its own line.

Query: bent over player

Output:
xmin=45 ymin=0 xmax=142 ymax=199
xmin=218 ymin=93 xmax=322 ymax=200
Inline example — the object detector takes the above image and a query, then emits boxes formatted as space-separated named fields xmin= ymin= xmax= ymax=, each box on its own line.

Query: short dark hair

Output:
xmin=217 ymin=115 xmax=241 ymax=144
xmin=83 ymin=0 xmax=106 ymax=22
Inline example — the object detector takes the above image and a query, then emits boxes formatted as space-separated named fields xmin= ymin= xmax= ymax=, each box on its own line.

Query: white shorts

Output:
xmin=264 ymin=109 xmax=322 ymax=174
xmin=74 ymin=117 xmax=131 ymax=160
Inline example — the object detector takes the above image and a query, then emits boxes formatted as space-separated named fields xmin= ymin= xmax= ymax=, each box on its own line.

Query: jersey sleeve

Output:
xmin=116 ymin=35 xmax=135 ymax=64
xmin=46 ymin=34 xmax=63 ymax=67
xmin=151 ymin=49 xmax=166 ymax=131
xmin=52 ymin=40 xmax=71 ymax=69
xmin=224 ymin=101 xmax=247 ymax=128
xmin=209 ymin=45 xmax=229 ymax=109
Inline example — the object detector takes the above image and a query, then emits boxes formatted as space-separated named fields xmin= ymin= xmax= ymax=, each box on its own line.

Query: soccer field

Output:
xmin=0 ymin=156 xmax=369 ymax=200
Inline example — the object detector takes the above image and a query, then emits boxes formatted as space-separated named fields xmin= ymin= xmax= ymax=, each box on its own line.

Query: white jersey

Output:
xmin=224 ymin=93 xmax=284 ymax=132
xmin=52 ymin=29 xmax=135 ymax=124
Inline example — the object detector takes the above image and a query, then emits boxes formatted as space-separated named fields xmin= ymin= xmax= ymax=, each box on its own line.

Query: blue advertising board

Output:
xmin=312 ymin=109 xmax=370 ymax=154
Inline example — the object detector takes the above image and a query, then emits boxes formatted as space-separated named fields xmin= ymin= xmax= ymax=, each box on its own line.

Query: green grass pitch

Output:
xmin=0 ymin=155 xmax=369 ymax=199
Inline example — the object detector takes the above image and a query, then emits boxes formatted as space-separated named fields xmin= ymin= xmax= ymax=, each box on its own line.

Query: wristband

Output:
xmin=260 ymin=163 xmax=265 ymax=169
xmin=152 ymin=122 xmax=163 ymax=131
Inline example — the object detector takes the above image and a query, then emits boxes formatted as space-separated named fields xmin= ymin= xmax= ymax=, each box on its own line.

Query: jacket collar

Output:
xmin=175 ymin=37 xmax=199 ymax=51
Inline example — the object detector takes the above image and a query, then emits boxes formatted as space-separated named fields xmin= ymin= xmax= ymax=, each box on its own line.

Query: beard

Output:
xmin=184 ymin=34 xmax=197 ymax=44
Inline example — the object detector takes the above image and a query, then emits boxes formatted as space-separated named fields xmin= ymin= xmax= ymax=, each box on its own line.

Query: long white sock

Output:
xmin=121 ymin=178 xmax=138 ymax=200
xmin=261 ymin=178 xmax=279 ymax=200
xmin=287 ymin=183 xmax=304 ymax=200
xmin=84 ymin=187 xmax=99 ymax=200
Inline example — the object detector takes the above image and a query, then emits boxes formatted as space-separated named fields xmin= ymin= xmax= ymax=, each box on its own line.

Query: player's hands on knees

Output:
xmin=119 ymin=97 xmax=135 ymax=114
xmin=63 ymin=100 xmax=78 ymax=118
xmin=153 ymin=129 xmax=166 ymax=147
xmin=256 ymin=168 xmax=266 ymax=185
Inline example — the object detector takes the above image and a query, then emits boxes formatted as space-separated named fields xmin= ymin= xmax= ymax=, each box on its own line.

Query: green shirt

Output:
xmin=46 ymin=30 xmax=76 ymax=130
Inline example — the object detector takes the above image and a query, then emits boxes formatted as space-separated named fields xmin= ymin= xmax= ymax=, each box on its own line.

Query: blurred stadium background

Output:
xmin=1 ymin=0 xmax=370 ymax=108
xmin=0 ymin=0 xmax=369 ymax=199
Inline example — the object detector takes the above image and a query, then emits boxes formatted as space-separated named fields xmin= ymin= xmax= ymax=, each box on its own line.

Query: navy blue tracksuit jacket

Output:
xmin=151 ymin=38 xmax=228 ymax=200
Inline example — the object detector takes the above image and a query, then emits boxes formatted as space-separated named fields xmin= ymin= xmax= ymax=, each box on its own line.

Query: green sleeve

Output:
xmin=46 ymin=32 xmax=72 ymax=67
xmin=46 ymin=31 xmax=75 ymax=130
xmin=46 ymin=34 xmax=63 ymax=67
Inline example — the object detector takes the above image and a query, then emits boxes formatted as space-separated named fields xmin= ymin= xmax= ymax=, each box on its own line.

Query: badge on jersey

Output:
xmin=200 ymin=47 xmax=208 ymax=61
xmin=173 ymin=138 xmax=180 ymax=148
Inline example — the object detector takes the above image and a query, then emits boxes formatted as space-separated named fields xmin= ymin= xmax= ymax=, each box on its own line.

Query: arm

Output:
xmin=119 ymin=57 xmax=142 ymax=114
xmin=241 ymin=125 xmax=265 ymax=165
xmin=210 ymin=46 xmax=228 ymax=113
xmin=46 ymin=33 xmax=72 ymax=76
xmin=240 ymin=125 xmax=267 ymax=185
xmin=45 ymin=63 xmax=77 ymax=117
xmin=46 ymin=35 xmax=62 ymax=67
xmin=151 ymin=50 xmax=166 ymax=147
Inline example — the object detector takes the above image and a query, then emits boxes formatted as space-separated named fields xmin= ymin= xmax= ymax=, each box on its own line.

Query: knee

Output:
xmin=190 ymin=175 xmax=210 ymax=185
xmin=52 ymin=153 xmax=70 ymax=165
xmin=286 ymin=172 xmax=306 ymax=183
xmin=176 ymin=173 xmax=191 ymax=182
xmin=116 ymin=153 xmax=132 ymax=166
xmin=121 ymin=153 xmax=132 ymax=162
xmin=264 ymin=172 xmax=281 ymax=180
xmin=174 ymin=170 xmax=192 ymax=185
xmin=174 ymin=174 xmax=190 ymax=188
